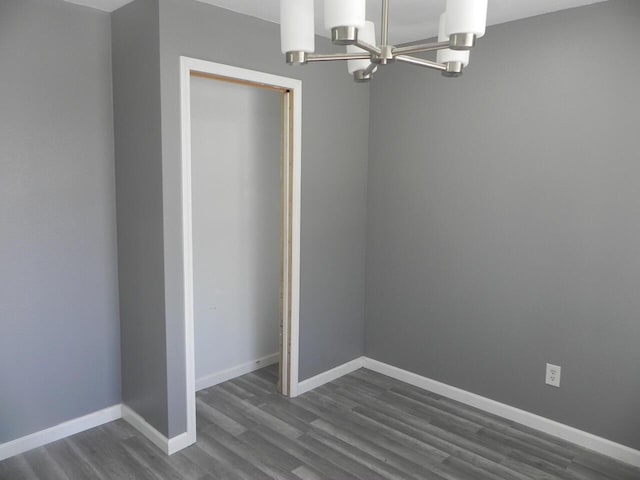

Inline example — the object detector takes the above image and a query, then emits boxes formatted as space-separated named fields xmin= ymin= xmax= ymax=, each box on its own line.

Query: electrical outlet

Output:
xmin=546 ymin=363 xmax=561 ymax=387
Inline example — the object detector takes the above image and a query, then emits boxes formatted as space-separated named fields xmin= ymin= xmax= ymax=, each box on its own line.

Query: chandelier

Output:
xmin=280 ymin=0 xmax=488 ymax=81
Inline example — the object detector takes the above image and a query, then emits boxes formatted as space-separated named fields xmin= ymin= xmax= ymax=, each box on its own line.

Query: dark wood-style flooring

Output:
xmin=2 ymin=364 xmax=639 ymax=479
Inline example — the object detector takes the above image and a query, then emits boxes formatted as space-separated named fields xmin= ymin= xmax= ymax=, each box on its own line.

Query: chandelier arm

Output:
xmin=354 ymin=40 xmax=382 ymax=55
xmin=306 ymin=52 xmax=371 ymax=63
xmin=381 ymin=0 xmax=390 ymax=46
xmin=395 ymin=55 xmax=447 ymax=72
xmin=392 ymin=41 xmax=451 ymax=57
xmin=363 ymin=62 xmax=377 ymax=76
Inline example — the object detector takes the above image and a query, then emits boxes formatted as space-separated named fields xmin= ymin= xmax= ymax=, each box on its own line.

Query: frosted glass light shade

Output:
xmin=437 ymin=14 xmax=470 ymax=67
xmin=445 ymin=0 xmax=488 ymax=38
xmin=347 ymin=21 xmax=377 ymax=74
xmin=280 ymin=0 xmax=315 ymax=54
xmin=325 ymin=0 xmax=366 ymax=30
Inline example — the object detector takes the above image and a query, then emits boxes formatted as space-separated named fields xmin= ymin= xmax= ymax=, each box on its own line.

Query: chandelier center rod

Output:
xmin=381 ymin=0 xmax=390 ymax=46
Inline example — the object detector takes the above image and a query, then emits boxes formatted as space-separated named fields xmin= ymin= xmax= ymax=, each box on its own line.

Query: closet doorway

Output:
xmin=180 ymin=57 xmax=302 ymax=443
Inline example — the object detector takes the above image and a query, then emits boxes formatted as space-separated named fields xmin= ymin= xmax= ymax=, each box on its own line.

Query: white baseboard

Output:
xmin=121 ymin=405 xmax=166 ymax=455
xmin=3 ymin=357 xmax=638 ymax=467
xmin=361 ymin=357 xmax=640 ymax=468
xmin=195 ymin=353 xmax=279 ymax=392
xmin=289 ymin=356 xmax=640 ymax=468
xmin=296 ymin=357 xmax=365 ymax=396
xmin=121 ymin=405 xmax=195 ymax=456
xmin=0 ymin=405 xmax=122 ymax=461
xmin=167 ymin=431 xmax=196 ymax=456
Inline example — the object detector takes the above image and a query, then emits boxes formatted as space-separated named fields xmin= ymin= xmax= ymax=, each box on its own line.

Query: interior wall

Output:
xmin=0 ymin=0 xmax=120 ymax=443
xmin=366 ymin=0 xmax=640 ymax=450
xmin=191 ymin=76 xmax=280 ymax=382
xmin=111 ymin=0 xmax=169 ymax=435
xmin=158 ymin=0 xmax=370 ymax=437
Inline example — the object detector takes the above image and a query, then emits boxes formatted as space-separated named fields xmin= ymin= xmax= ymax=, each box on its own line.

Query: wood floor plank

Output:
xmin=506 ymin=449 xmax=579 ymax=480
xmin=236 ymin=373 xmax=277 ymax=395
xmin=299 ymin=390 xmax=353 ymax=415
xmin=566 ymin=461 xmax=619 ymax=480
xmin=500 ymin=454 xmax=565 ymax=480
xmin=165 ymin=449 xmax=211 ymax=480
xmin=196 ymin=397 xmax=247 ymax=436
xmin=262 ymin=363 xmax=278 ymax=375
xmin=195 ymin=429 xmax=273 ymax=480
xmin=572 ymin=453 xmax=640 ymax=480
xmin=352 ymin=405 xmax=510 ymax=466
xmin=22 ymin=446 xmax=70 ymax=480
xmin=252 ymin=392 xmax=318 ymax=423
xmin=217 ymin=380 xmax=255 ymax=401
xmin=332 ymin=373 xmax=387 ymax=398
xmin=252 ymin=365 xmax=279 ymax=384
xmin=314 ymin=383 xmax=363 ymax=408
xmin=248 ymin=424 xmax=358 ymax=479
xmin=298 ymin=394 xmax=452 ymax=465
xmin=228 ymin=376 xmax=272 ymax=397
xmin=259 ymin=401 xmax=315 ymax=434
xmin=477 ymin=427 xmax=574 ymax=467
xmin=0 ymin=454 xmax=40 ymax=480
xmin=199 ymin=389 xmax=265 ymax=432
xmin=237 ymin=429 xmax=302 ymax=472
xmin=102 ymin=419 xmax=139 ymax=441
xmin=200 ymin=425 xmax=294 ymax=479
xmin=46 ymin=438 xmax=108 ymax=480
xmin=296 ymin=433 xmax=389 ymax=480
xmin=67 ymin=426 xmax=158 ymax=480
xmin=391 ymin=383 xmax=513 ymax=429
xmin=291 ymin=465 xmax=325 ymax=480
xmin=328 ymin=382 xmax=508 ymax=464
xmin=305 ymin=427 xmax=445 ymax=480
xmin=386 ymin=387 xmax=508 ymax=433
xmin=2 ymin=365 xmax=639 ymax=480
xmin=121 ymin=435 xmax=191 ymax=480
xmin=444 ymin=452 xmax=532 ymax=480
xmin=245 ymin=372 xmax=279 ymax=392
xmin=180 ymin=444 xmax=244 ymax=480
xmin=309 ymin=416 xmax=449 ymax=475
xmin=206 ymin=388 xmax=302 ymax=439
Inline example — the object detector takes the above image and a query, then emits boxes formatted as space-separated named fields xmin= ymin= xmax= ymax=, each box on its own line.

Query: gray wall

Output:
xmin=111 ymin=0 xmax=169 ymax=436
xmin=158 ymin=0 xmax=370 ymax=436
xmin=366 ymin=0 xmax=640 ymax=450
xmin=9 ymin=0 xmax=631 ymax=452
xmin=0 ymin=0 xmax=120 ymax=443
xmin=191 ymin=76 xmax=280 ymax=382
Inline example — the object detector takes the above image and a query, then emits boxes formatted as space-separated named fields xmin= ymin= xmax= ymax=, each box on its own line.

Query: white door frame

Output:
xmin=179 ymin=56 xmax=302 ymax=444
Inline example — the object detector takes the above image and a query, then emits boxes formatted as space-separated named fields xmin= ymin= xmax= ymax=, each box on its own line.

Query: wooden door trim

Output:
xmin=179 ymin=56 xmax=302 ymax=451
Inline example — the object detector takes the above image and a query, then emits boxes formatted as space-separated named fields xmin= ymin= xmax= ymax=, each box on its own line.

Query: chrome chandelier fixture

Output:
xmin=280 ymin=0 xmax=488 ymax=81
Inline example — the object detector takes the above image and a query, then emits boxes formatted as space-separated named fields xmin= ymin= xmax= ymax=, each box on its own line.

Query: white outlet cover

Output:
xmin=546 ymin=363 xmax=561 ymax=388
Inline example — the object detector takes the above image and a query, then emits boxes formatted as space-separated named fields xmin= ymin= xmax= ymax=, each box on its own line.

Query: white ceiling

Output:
xmin=65 ymin=0 xmax=607 ymax=44
xmin=64 ymin=0 xmax=132 ymax=12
